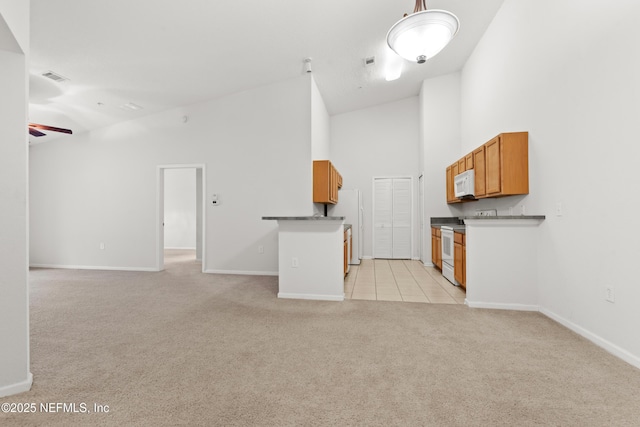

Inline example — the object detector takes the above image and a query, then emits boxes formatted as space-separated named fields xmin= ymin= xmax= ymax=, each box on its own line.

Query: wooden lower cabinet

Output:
xmin=344 ymin=230 xmax=348 ymax=277
xmin=431 ymin=227 xmax=442 ymax=269
xmin=454 ymin=232 xmax=466 ymax=289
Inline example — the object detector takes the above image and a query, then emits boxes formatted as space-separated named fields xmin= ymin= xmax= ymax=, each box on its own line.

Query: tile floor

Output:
xmin=344 ymin=259 xmax=466 ymax=304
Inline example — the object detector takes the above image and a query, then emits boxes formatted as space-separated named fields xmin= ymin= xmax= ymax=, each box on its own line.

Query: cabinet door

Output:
xmin=454 ymin=241 xmax=463 ymax=284
xmin=446 ymin=166 xmax=453 ymax=203
xmin=344 ymin=237 xmax=348 ymax=276
xmin=461 ymin=238 xmax=466 ymax=289
xmin=436 ymin=236 xmax=442 ymax=269
xmin=458 ymin=158 xmax=466 ymax=173
xmin=465 ymin=153 xmax=473 ymax=170
xmin=485 ymin=137 xmax=501 ymax=194
xmin=447 ymin=163 xmax=460 ymax=204
xmin=473 ymin=146 xmax=486 ymax=197
xmin=431 ymin=228 xmax=438 ymax=266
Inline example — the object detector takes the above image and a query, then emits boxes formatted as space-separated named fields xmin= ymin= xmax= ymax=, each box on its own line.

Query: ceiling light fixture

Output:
xmin=386 ymin=0 xmax=460 ymax=64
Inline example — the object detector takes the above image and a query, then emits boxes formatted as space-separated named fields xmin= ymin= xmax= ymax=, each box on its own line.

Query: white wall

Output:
xmin=311 ymin=75 xmax=330 ymax=160
xmin=30 ymin=76 xmax=315 ymax=275
xmin=330 ymin=97 xmax=420 ymax=259
xmin=419 ymin=73 xmax=463 ymax=264
xmin=0 ymin=1 xmax=31 ymax=397
xmin=460 ymin=0 xmax=640 ymax=365
xmin=164 ymin=168 xmax=196 ymax=249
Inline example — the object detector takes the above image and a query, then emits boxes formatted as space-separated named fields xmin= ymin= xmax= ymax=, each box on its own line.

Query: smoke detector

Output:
xmin=363 ymin=56 xmax=376 ymax=67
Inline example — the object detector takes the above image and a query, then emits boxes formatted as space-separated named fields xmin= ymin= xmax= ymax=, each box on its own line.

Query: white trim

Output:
xmin=466 ymin=301 xmax=540 ymax=312
xmin=204 ymin=269 xmax=278 ymax=276
xmin=0 ymin=373 xmax=32 ymax=398
xmin=278 ymin=292 xmax=344 ymax=301
xmin=362 ymin=255 xmax=374 ymax=260
xmin=540 ymin=308 xmax=640 ymax=370
xmin=30 ymin=264 xmax=157 ymax=272
xmin=423 ymin=261 xmax=435 ymax=268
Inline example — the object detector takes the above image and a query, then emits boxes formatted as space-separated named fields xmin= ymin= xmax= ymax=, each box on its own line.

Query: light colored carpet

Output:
xmin=2 ymin=249 xmax=640 ymax=426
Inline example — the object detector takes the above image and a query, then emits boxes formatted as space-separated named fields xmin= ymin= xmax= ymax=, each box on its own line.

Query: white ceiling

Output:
xmin=28 ymin=0 xmax=505 ymax=142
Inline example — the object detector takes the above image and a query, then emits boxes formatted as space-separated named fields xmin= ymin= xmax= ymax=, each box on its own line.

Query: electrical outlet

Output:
xmin=291 ymin=257 xmax=299 ymax=268
xmin=606 ymin=285 xmax=615 ymax=303
xmin=99 ymin=242 xmax=105 ymax=250
xmin=258 ymin=245 xmax=264 ymax=254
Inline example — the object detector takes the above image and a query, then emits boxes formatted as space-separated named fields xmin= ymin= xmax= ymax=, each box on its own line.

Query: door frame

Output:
xmin=418 ymin=173 xmax=425 ymax=263
xmin=371 ymin=176 xmax=414 ymax=260
xmin=156 ymin=164 xmax=207 ymax=272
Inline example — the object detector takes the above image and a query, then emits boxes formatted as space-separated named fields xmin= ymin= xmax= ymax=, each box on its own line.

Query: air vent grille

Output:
xmin=41 ymin=70 xmax=69 ymax=83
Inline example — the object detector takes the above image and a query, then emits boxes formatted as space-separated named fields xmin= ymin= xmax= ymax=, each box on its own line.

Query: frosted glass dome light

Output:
xmin=387 ymin=2 xmax=459 ymax=64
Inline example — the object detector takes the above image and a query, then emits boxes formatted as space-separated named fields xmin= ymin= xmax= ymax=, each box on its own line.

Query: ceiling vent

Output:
xmin=119 ymin=102 xmax=143 ymax=111
xmin=363 ymin=56 xmax=376 ymax=67
xmin=41 ymin=70 xmax=69 ymax=83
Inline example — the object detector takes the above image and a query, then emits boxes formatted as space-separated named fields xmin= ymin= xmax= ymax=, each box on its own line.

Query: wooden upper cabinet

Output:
xmin=485 ymin=132 xmax=529 ymax=197
xmin=485 ymin=136 xmax=501 ymax=194
xmin=313 ymin=160 xmax=342 ymax=204
xmin=457 ymin=158 xmax=466 ymax=173
xmin=446 ymin=164 xmax=460 ymax=204
xmin=465 ymin=153 xmax=473 ymax=170
xmin=473 ymin=145 xmax=486 ymax=197
xmin=447 ymin=132 xmax=528 ymax=203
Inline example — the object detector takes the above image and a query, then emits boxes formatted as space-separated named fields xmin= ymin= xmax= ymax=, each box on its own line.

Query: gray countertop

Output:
xmin=262 ymin=216 xmax=345 ymax=221
xmin=462 ymin=215 xmax=545 ymax=220
xmin=431 ymin=215 xmax=545 ymax=233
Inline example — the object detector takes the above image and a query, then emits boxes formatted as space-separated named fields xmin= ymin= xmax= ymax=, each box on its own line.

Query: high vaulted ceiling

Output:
xmin=29 ymin=0 xmax=505 ymax=142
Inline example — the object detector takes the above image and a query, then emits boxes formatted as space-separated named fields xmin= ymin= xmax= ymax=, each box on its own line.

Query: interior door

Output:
xmin=373 ymin=178 xmax=393 ymax=258
xmin=392 ymin=178 xmax=411 ymax=259
xmin=373 ymin=177 xmax=412 ymax=259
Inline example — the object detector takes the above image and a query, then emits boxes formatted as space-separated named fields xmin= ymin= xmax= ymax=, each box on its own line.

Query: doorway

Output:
xmin=156 ymin=164 xmax=206 ymax=272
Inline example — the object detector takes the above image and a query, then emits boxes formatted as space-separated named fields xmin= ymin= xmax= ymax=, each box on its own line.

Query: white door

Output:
xmin=373 ymin=179 xmax=393 ymax=258
xmin=373 ymin=177 xmax=412 ymax=259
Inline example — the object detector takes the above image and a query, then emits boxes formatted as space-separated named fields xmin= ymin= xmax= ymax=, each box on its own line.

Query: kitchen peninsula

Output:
xmin=262 ymin=216 xmax=345 ymax=301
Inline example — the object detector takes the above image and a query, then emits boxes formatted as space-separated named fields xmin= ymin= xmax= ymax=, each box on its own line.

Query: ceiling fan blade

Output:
xmin=29 ymin=123 xmax=73 ymax=135
xmin=29 ymin=127 xmax=47 ymax=137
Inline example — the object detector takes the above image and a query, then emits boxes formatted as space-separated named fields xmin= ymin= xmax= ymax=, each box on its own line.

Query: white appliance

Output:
xmin=454 ymin=170 xmax=475 ymax=199
xmin=329 ymin=189 xmax=363 ymax=265
xmin=440 ymin=226 xmax=458 ymax=286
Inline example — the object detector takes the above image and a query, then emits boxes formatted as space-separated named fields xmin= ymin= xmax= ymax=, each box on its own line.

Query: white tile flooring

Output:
xmin=344 ymin=259 xmax=466 ymax=304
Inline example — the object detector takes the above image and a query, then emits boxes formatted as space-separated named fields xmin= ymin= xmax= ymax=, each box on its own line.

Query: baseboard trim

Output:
xmin=466 ymin=301 xmax=540 ymax=312
xmin=204 ymin=269 xmax=278 ymax=276
xmin=361 ymin=256 xmax=374 ymax=260
xmin=0 ymin=373 xmax=33 ymax=398
xmin=278 ymin=292 xmax=344 ymax=302
xmin=540 ymin=308 xmax=640 ymax=370
xmin=29 ymin=264 xmax=157 ymax=272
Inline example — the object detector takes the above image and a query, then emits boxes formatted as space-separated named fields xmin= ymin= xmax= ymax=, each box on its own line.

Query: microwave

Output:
xmin=454 ymin=170 xmax=475 ymax=198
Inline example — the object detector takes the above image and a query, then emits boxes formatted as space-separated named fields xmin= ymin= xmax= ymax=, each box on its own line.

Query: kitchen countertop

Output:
xmin=262 ymin=216 xmax=345 ymax=221
xmin=461 ymin=215 xmax=545 ymax=220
